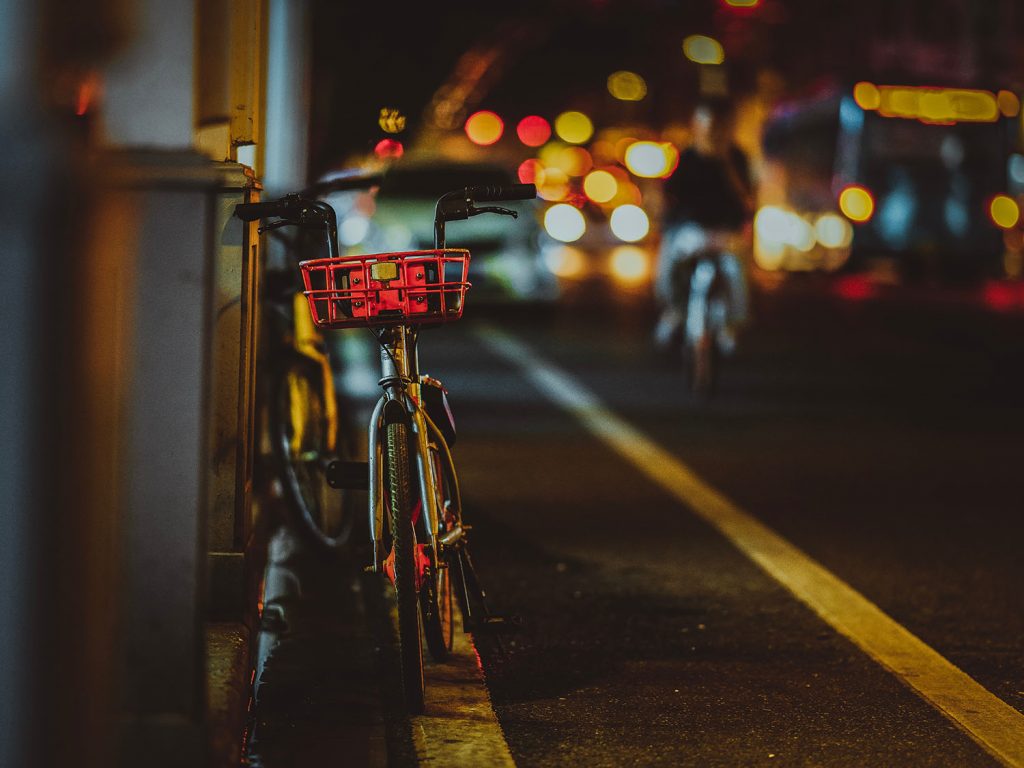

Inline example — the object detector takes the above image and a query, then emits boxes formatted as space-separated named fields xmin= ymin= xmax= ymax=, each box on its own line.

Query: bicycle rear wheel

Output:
xmin=685 ymin=328 xmax=717 ymax=398
xmin=271 ymin=357 xmax=353 ymax=552
xmin=386 ymin=420 xmax=425 ymax=713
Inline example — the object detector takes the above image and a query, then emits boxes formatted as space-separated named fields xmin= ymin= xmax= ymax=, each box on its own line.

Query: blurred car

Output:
xmin=538 ymin=198 xmax=658 ymax=296
xmin=332 ymin=161 xmax=559 ymax=304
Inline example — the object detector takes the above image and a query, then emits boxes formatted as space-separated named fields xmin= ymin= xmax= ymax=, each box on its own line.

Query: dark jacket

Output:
xmin=663 ymin=145 xmax=752 ymax=230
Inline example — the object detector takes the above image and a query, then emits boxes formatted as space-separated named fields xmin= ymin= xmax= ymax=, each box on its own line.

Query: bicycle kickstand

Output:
xmin=454 ymin=544 xmax=521 ymax=635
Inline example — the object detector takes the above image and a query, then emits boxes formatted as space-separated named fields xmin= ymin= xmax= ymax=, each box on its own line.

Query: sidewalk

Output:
xmin=242 ymin=527 xmax=393 ymax=767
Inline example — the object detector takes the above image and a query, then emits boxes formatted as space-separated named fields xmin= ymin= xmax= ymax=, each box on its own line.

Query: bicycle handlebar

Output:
xmin=433 ymin=183 xmax=536 ymax=248
xmin=463 ymin=183 xmax=536 ymax=203
xmin=235 ymin=199 xmax=299 ymax=222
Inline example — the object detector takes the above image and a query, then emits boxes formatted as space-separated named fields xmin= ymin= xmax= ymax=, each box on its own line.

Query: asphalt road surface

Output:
xmin=246 ymin=281 xmax=1024 ymax=767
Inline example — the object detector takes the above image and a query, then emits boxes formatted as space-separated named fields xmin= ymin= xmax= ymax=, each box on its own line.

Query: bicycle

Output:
xmin=238 ymin=172 xmax=381 ymax=554
xmin=659 ymin=226 xmax=745 ymax=398
xmin=236 ymin=180 xmax=536 ymax=712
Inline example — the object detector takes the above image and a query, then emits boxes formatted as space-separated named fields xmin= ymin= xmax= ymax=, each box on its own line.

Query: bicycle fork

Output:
xmin=367 ymin=326 xmax=443 ymax=574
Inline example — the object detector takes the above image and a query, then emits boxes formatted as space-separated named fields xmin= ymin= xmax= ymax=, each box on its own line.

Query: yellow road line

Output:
xmin=476 ymin=324 xmax=1024 ymax=768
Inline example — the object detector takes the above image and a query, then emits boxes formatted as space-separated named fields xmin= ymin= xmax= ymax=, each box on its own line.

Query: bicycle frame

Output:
xmin=366 ymin=325 xmax=465 ymax=574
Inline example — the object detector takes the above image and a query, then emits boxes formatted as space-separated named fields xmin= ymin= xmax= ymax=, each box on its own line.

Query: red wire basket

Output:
xmin=299 ymin=249 xmax=471 ymax=329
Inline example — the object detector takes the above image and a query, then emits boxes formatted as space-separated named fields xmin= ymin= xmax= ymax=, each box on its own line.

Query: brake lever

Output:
xmin=258 ymin=218 xmax=297 ymax=235
xmin=468 ymin=205 xmax=518 ymax=219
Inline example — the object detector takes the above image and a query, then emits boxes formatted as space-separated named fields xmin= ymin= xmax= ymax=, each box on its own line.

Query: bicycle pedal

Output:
xmin=326 ymin=460 xmax=369 ymax=490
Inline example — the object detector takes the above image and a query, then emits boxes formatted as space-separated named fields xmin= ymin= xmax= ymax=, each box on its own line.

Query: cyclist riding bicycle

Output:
xmin=654 ymin=99 xmax=754 ymax=355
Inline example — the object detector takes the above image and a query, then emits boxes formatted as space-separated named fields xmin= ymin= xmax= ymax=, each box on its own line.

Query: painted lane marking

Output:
xmin=475 ymin=324 xmax=1024 ymax=768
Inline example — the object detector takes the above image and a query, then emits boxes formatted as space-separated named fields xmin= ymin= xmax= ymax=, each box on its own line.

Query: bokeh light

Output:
xmin=989 ymin=195 xmax=1020 ymax=229
xmin=611 ymin=176 xmax=643 ymax=207
xmin=378 ymin=107 xmax=406 ymax=134
xmin=464 ymin=110 xmax=504 ymax=146
xmin=839 ymin=185 xmax=875 ymax=223
xmin=544 ymin=204 xmax=587 ymax=242
xmin=683 ymin=35 xmax=725 ymax=65
xmin=814 ymin=214 xmax=854 ymax=249
xmin=554 ymin=111 xmax=594 ymax=144
xmin=607 ymin=71 xmax=648 ymax=102
xmin=542 ymin=245 xmax=586 ymax=278
xmin=537 ymin=167 xmax=570 ymax=201
xmin=518 ymin=159 xmax=545 ymax=186
xmin=609 ymin=205 xmax=650 ymax=242
xmin=624 ymin=141 xmax=675 ymax=178
xmin=755 ymin=205 xmax=814 ymax=252
xmin=998 ymin=90 xmax=1021 ymax=118
xmin=339 ymin=214 xmax=371 ymax=247
xmin=548 ymin=146 xmax=593 ymax=177
xmin=374 ymin=138 xmax=404 ymax=159
xmin=517 ymin=115 xmax=552 ymax=147
xmin=609 ymin=246 xmax=650 ymax=283
xmin=583 ymin=170 xmax=618 ymax=203
xmin=853 ymin=82 xmax=881 ymax=111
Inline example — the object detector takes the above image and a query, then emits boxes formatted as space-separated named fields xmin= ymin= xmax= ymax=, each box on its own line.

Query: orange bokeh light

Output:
xmin=465 ymin=110 xmax=504 ymax=146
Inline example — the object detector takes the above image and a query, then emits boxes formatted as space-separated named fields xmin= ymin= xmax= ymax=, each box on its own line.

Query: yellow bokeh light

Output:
xmin=543 ymin=246 xmax=586 ymax=278
xmin=464 ymin=111 xmax=504 ymax=145
xmin=754 ymin=238 xmax=786 ymax=271
xmin=554 ymin=111 xmax=595 ymax=145
xmin=624 ymin=141 xmax=672 ymax=178
xmin=998 ymin=90 xmax=1021 ymax=118
xmin=814 ymin=213 xmax=853 ymax=249
xmin=378 ymin=107 xmax=407 ymax=133
xmin=990 ymin=195 xmax=1020 ymax=229
xmin=853 ymin=82 xmax=881 ymax=111
xmin=683 ymin=35 xmax=724 ymax=65
xmin=839 ymin=186 xmax=875 ymax=223
xmin=609 ymin=205 xmax=650 ymax=242
xmin=607 ymin=71 xmax=648 ymax=102
xmin=548 ymin=146 xmax=593 ymax=177
xmin=583 ymin=170 xmax=618 ymax=203
xmin=609 ymin=246 xmax=650 ymax=283
xmin=538 ymin=142 xmax=566 ymax=167
xmin=612 ymin=178 xmax=643 ymax=207
xmin=544 ymin=204 xmax=587 ymax=242
xmin=877 ymin=87 xmax=998 ymax=124
xmin=538 ymin=167 xmax=570 ymax=201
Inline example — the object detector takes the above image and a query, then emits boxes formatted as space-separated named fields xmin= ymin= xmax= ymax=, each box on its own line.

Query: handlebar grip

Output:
xmin=465 ymin=183 xmax=537 ymax=202
xmin=234 ymin=200 xmax=296 ymax=222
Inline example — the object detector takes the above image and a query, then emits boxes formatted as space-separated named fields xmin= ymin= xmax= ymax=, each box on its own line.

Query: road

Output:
xmin=246 ymin=282 xmax=1024 ymax=767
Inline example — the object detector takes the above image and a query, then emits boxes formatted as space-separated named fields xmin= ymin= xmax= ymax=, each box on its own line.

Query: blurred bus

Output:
xmin=755 ymin=83 xmax=1021 ymax=280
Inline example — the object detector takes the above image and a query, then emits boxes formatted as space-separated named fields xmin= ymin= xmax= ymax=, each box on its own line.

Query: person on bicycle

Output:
xmin=654 ymin=99 xmax=754 ymax=352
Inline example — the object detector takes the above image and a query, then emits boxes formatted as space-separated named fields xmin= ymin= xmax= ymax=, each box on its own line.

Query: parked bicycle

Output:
xmin=236 ymin=180 xmax=536 ymax=712
xmin=238 ymin=172 xmax=381 ymax=554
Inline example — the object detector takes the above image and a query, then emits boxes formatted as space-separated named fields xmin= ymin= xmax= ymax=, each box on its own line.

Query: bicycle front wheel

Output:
xmin=271 ymin=358 xmax=353 ymax=552
xmin=386 ymin=420 xmax=425 ymax=713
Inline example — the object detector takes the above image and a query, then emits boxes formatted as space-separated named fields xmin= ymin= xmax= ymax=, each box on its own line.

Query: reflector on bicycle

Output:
xmin=370 ymin=261 xmax=399 ymax=282
xmin=300 ymin=249 xmax=471 ymax=328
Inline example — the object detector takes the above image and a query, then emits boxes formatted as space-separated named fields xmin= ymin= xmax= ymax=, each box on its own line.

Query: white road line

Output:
xmin=404 ymin=603 xmax=516 ymax=767
xmin=475 ymin=323 xmax=1024 ymax=768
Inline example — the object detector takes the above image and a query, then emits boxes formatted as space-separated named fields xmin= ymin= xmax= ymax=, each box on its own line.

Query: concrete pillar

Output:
xmin=103 ymin=0 xmax=194 ymax=148
xmin=97 ymin=2 xmax=211 ymax=764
